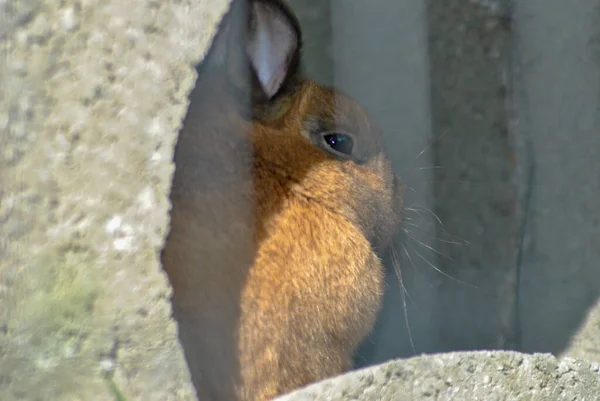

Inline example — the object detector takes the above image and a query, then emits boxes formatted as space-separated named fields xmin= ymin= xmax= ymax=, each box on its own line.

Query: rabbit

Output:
xmin=161 ymin=0 xmax=404 ymax=400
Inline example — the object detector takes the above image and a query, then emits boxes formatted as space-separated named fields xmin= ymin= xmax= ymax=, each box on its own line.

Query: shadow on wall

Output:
xmin=288 ymin=0 xmax=600 ymax=365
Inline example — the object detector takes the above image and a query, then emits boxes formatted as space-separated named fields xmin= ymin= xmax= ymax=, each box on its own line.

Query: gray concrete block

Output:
xmin=512 ymin=0 xmax=600 ymax=358
xmin=0 ymin=0 xmax=231 ymax=399
xmin=275 ymin=351 xmax=600 ymax=401
xmin=426 ymin=0 xmax=518 ymax=352
xmin=287 ymin=0 xmax=333 ymax=86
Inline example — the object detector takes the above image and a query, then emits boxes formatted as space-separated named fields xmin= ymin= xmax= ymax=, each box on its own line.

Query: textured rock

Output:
xmin=275 ymin=351 xmax=600 ymax=401
xmin=0 ymin=0 xmax=231 ymax=400
xmin=562 ymin=297 xmax=600 ymax=362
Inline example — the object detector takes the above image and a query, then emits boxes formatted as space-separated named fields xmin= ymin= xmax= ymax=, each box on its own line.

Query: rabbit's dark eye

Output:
xmin=322 ymin=133 xmax=354 ymax=156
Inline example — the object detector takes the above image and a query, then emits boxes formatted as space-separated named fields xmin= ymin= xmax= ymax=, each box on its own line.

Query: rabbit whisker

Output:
xmin=392 ymin=245 xmax=416 ymax=354
xmin=406 ymin=204 xmax=444 ymax=227
xmin=391 ymin=245 xmax=417 ymax=303
xmin=425 ymin=180 xmax=472 ymax=185
xmin=404 ymin=208 xmax=429 ymax=225
xmin=403 ymin=200 xmax=471 ymax=246
xmin=403 ymin=229 xmax=454 ymax=261
xmin=437 ymin=237 xmax=470 ymax=245
xmin=403 ymin=224 xmax=469 ymax=246
xmin=403 ymin=221 xmax=422 ymax=229
xmin=409 ymin=129 xmax=451 ymax=165
xmin=403 ymin=185 xmax=418 ymax=195
xmin=397 ymin=239 xmax=434 ymax=290
xmin=406 ymin=242 xmax=476 ymax=288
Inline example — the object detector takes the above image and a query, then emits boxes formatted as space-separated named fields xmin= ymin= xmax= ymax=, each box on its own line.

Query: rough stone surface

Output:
xmin=0 ymin=0 xmax=231 ymax=400
xmin=562 ymin=298 xmax=600 ymax=362
xmin=275 ymin=351 xmax=600 ymax=401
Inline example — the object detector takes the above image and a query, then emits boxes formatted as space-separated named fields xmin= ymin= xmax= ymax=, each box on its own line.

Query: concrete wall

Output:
xmin=0 ymin=0 xmax=232 ymax=399
xmin=289 ymin=0 xmax=600 ymax=366
xmin=513 ymin=0 xmax=600 ymax=358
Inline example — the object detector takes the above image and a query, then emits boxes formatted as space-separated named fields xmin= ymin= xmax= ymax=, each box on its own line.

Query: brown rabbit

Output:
xmin=161 ymin=0 xmax=403 ymax=400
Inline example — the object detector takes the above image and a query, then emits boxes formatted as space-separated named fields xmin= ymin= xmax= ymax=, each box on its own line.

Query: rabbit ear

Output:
xmin=246 ymin=1 xmax=300 ymax=99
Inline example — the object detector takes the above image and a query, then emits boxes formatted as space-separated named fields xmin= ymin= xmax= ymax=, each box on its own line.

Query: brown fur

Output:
xmin=161 ymin=1 xmax=403 ymax=400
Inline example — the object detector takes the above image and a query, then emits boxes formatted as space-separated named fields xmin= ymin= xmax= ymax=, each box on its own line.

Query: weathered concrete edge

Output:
xmin=275 ymin=351 xmax=600 ymax=401
xmin=0 ymin=0 xmax=232 ymax=400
